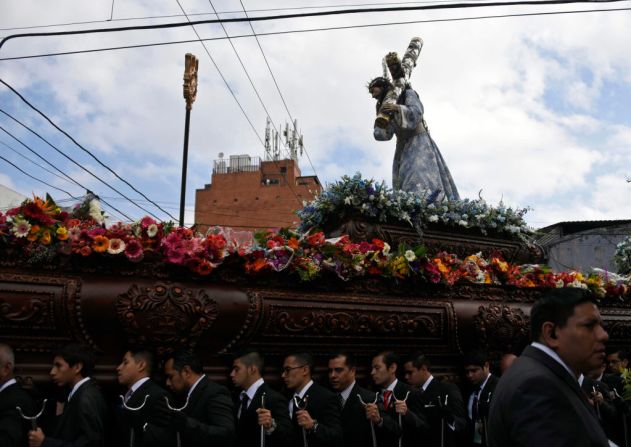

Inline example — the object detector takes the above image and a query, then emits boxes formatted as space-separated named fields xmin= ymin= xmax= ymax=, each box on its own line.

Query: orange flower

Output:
xmin=92 ymin=235 xmax=109 ymax=253
xmin=67 ymin=219 xmax=81 ymax=228
xmin=27 ymin=225 xmax=40 ymax=242
xmin=56 ymin=226 xmax=69 ymax=241
xmin=40 ymin=230 xmax=52 ymax=245
xmin=287 ymin=237 xmax=300 ymax=250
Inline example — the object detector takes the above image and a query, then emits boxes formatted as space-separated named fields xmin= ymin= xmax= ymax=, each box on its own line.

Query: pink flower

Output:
xmin=125 ymin=239 xmax=144 ymax=262
xmin=140 ymin=216 xmax=156 ymax=229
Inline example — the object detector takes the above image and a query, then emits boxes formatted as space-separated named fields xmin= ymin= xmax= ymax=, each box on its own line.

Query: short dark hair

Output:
xmin=367 ymin=76 xmax=393 ymax=91
xmin=168 ymin=349 xmax=203 ymax=375
xmin=608 ymin=349 xmax=628 ymax=361
xmin=463 ymin=349 xmax=489 ymax=368
xmin=236 ymin=350 xmax=265 ymax=373
xmin=287 ymin=352 xmax=314 ymax=374
xmin=127 ymin=348 xmax=155 ymax=375
xmin=408 ymin=351 xmax=432 ymax=371
xmin=530 ymin=288 xmax=594 ymax=341
xmin=376 ymin=351 xmax=399 ymax=369
xmin=55 ymin=344 xmax=95 ymax=377
xmin=329 ymin=351 xmax=357 ymax=369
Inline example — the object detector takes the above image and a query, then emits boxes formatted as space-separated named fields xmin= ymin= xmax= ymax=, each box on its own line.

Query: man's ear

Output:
xmin=73 ymin=361 xmax=84 ymax=377
xmin=541 ymin=322 xmax=560 ymax=347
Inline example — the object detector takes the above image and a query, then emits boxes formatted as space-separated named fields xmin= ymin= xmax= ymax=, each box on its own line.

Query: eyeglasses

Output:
xmin=282 ymin=365 xmax=306 ymax=374
xmin=607 ymin=359 xmax=621 ymax=365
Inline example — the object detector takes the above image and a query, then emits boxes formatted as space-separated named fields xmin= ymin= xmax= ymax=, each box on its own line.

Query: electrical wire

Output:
xmin=2 ymin=5 xmax=628 ymax=62
xmin=0 ymin=125 xmax=132 ymax=221
xmin=3 ymin=0 xmax=629 ymax=51
xmin=0 ymin=79 xmax=178 ymax=221
xmin=239 ymin=0 xmax=320 ymax=178
xmin=0 ymin=154 xmax=80 ymax=200
xmin=0 ymin=109 xmax=158 ymax=221
xmin=0 ymin=139 xmax=71 ymax=184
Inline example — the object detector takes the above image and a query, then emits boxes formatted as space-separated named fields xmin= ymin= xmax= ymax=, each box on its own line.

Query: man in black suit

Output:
xmin=282 ymin=352 xmax=343 ymax=447
xmin=605 ymin=349 xmax=628 ymax=395
xmin=487 ymin=288 xmax=611 ymax=447
xmin=580 ymin=364 xmax=623 ymax=446
xmin=463 ymin=350 xmax=498 ymax=447
xmin=327 ymin=352 xmax=377 ymax=447
xmin=27 ymin=343 xmax=108 ymax=447
xmin=230 ymin=350 xmax=292 ymax=446
xmin=0 ymin=343 xmax=35 ymax=447
xmin=163 ymin=349 xmax=234 ymax=447
xmin=403 ymin=352 xmax=466 ymax=447
xmin=368 ymin=351 xmax=428 ymax=447
xmin=115 ymin=348 xmax=175 ymax=447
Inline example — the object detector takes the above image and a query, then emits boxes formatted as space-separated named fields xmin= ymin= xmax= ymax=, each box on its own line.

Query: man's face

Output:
xmin=164 ymin=358 xmax=187 ymax=394
xmin=0 ymin=358 xmax=11 ymax=383
xmin=371 ymin=355 xmax=395 ymax=388
xmin=403 ymin=361 xmax=428 ymax=388
xmin=282 ymin=356 xmax=309 ymax=391
xmin=607 ymin=352 xmax=628 ymax=374
xmin=552 ymin=302 xmax=609 ymax=376
xmin=116 ymin=351 xmax=143 ymax=387
xmin=465 ymin=363 xmax=489 ymax=386
xmin=230 ymin=359 xmax=250 ymax=389
xmin=370 ymin=86 xmax=382 ymax=99
xmin=328 ymin=356 xmax=355 ymax=392
xmin=50 ymin=356 xmax=80 ymax=387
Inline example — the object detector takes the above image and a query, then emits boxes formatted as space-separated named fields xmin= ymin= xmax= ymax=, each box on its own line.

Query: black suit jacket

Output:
xmin=0 ymin=381 xmax=35 ymax=447
xmin=41 ymin=379 xmax=108 ymax=447
xmin=234 ymin=381 xmax=292 ymax=447
xmin=419 ymin=378 xmax=467 ymax=447
xmin=115 ymin=379 xmax=175 ymax=447
xmin=339 ymin=383 xmax=376 ymax=447
xmin=465 ymin=374 xmax=498 ymax=446
xmin=375 ymin=380 xmax=429 ymax=447
xmin=582 ymin=376 xmax=625 ymax=447
xmin=290 ymin=382 xmax=343 ymax=447
xmin=487 ymin=345 xmax=610 ymax=447
xmin=176 ymin=375 xmax=234 ymax=447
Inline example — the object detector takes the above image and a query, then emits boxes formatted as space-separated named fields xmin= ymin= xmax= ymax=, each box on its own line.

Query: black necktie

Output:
xmin=339 ymin=393 xmax=345 ymax=409
xmin=472 ymin=388 xmax=480 ymax=421
xmin=239 ymin=393 xmax=249 ymax=419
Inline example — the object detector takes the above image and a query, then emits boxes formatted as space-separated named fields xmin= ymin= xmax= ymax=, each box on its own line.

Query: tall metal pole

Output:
xmin=180 ymin=53 xmax=198 ymax=227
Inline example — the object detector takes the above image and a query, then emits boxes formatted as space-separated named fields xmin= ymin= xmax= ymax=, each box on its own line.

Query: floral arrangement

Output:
xmin=614 ymin=236 xmax=631 ymax=274
xmin=296 ymin=173 xmax=533 ymax=239
xmin=1 ymin=195 xmax=629 ymax=300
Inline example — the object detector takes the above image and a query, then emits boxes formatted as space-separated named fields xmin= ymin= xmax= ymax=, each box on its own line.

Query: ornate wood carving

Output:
xmin=115 ymin=282 xmax=218 ymax=354
xmin=473 ymin=304 xmax=530 ymax=357
xmin=0 ymin=272 xmax=96 ymax=352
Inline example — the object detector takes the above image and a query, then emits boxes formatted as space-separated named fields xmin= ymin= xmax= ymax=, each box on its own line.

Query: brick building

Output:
xmin=194 ymin=154 xmax=321 ymax=232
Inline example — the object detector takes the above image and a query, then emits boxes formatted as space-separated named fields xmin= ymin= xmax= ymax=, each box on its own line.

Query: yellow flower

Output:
xmin=27 ymin=225 xmax=40 ymax=242
xmin=56 ymin=226 xmax=69 ymax=241
xmin=41 ymin=230 xmax=52 ymax=245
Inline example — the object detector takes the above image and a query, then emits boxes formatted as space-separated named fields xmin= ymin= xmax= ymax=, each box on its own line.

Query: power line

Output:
xmin=0 ymin=125 xmax=132 ymax=221
xmin=239 ymin=0 xmax=320 ymax=178
xmin=0 ymin=138 xmax=71 ymax=184
xmin=0 ymin=79 xmax=178 ymax=221
xmin=2 ymin=6 xmax=629 ymax=62
xmin=175 ymin=1 xmax=303 ymax=206
xmin=2 ymin=0 xmax=628 ymax=51
xmin=0 ymin=154 xmax=79 ymax=200
xmin=0 ymin=1 xmax=491 ymax=33
xmin=0 ymin=109 xmax=158 ymax=221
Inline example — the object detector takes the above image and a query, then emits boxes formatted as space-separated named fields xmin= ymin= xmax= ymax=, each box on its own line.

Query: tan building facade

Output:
xmin=194 ymin=155 xmax=321 ymax=232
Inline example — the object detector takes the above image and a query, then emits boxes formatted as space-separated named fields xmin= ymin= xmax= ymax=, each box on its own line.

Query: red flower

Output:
xmin=306 ymin=232 xmax=325 ymax=247
xmin=125 ymin=239 xmax=144 ymax=262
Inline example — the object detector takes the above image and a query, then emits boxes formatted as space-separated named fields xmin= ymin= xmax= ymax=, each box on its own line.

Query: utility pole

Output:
xmin=179 ymin=53 xmax=198 ymax=227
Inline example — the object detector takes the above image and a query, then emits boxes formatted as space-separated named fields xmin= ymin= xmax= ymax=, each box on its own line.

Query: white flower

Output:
xmin=404 ymin=250 xmax=416 ymax=262
xmin=458 ymin=220 xmax=468 ymax=227
xmin=369 ymin=195 xmax=375 ymax=201
xmin=107 ymin=238 xmax=126 ymax=255
xmin=147 ymin=224 xmax=159 ymax=238
xmin=89 ymin=199 xmax=105 ymax=224
xmin=11 ymin=219 xmax=31 ymax=238
xmin=555 ymin=279 xmax=564 ymax=288
xmin=344 ymin=196 xmax=352 ymax=205
xmin=428 ymin=215 xmax=439 ymax=222
xmin=382 ymin=242 xmax=391 ymax=256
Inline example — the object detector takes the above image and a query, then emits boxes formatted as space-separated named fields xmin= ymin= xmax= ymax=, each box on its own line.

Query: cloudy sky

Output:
xmin=1 ymin=0 xmax=630 ymax=228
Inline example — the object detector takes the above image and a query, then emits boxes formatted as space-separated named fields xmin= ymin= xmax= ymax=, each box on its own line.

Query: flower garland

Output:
xmin=1 ymin=195 xmax=629 ymax=299
xmin=296 ymin=173 xmax=533 ymax=238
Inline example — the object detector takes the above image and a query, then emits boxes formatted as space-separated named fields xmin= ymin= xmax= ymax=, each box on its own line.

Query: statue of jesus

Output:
xmin=369 ymin=38 xmax=460 ymax=202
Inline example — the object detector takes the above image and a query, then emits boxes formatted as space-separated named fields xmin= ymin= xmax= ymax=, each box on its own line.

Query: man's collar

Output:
xmin=130 ymin=377 xmax=150 ymax=394
xmin=384 ymin=378 xmax=398 ymax=392
xmin=0 ymin=377 xmax=17 ymax=393
xmin=421 ymin=374 xmax=434 ymax=391
xmin=531 ymin=342 xmax=577 ymax=379
xmin=187 ymin=374 xmax=205 ymax=399
xmin=340 ymin=381 xmax=356 ymax=401
xmin=244 ymin=377 xmax=264 ymax=400
xmin=294 ymin=379 xmax=314 ymax=398
xmin=68 ymin=377 xmax=91 ymax=401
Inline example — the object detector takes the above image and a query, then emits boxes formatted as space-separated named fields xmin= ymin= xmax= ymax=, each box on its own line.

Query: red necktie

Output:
xmin=383 ymin=390 xmax=393 ymax=410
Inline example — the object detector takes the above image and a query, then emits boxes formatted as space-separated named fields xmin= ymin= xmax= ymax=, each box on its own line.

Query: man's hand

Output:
xmin=256 ymin=408 xmax=274 ymax=429
xmin=364 ymin=403 xmax=381 ymax=423
xmin=394 ymin=399 xmax=408 ymax=416
xmin=296 ymin=409 xmax=316 ymax=430
xmin=28 ymin=428 xmax=45 ymax=447
xmin=380 ymin=103 xmax=400 ymax=114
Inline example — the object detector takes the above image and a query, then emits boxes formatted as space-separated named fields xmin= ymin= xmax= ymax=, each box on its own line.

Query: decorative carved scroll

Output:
xmin=0 ymin=272 xmax=96 ymax=351
xmin=473 ymin=304 xmax=530 ymax=356
xmin=115 ymin=283 xmax=217 ymax=354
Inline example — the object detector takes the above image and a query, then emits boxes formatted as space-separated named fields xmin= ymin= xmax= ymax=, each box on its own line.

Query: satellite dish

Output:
xmin=218 ymin=152 xmax=224 ymax=159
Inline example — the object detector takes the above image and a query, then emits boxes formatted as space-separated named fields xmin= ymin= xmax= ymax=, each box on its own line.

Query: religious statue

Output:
xmin=369 ymin=37 xmax=460 ymax=202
